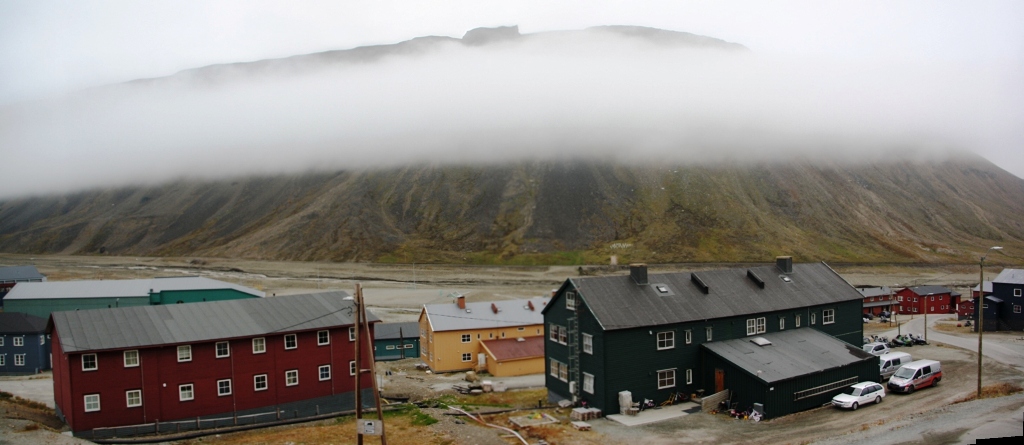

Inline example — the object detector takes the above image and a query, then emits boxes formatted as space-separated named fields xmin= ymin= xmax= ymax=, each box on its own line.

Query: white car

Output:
xmin=862 ymin=342 xmax=890 ymax=356
xmin=832 ymin=382 xmax=885 ymax=410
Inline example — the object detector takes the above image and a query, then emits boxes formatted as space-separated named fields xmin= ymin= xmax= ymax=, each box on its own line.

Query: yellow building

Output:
xmin=419 ymin=294 xmax=549 ymax=373
xmin=480 ymin=336 xmax=545 ymax=377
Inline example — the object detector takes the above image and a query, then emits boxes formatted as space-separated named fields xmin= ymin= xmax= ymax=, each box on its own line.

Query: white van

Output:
xmin=878 ymin=352 xmax=912 ymax=380
xmin=887 ymin=359 xmax=941 ymax=393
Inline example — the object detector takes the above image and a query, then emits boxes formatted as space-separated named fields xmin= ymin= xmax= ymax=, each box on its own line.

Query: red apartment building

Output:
xmin=48 ymin=291 xmax=378 ymax=438
xmin=894 ymin=285 xmax=959 ymax=315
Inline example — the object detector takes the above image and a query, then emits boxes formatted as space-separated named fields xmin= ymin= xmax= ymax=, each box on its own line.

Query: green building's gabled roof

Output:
xmin=701 ymin=328 xmax=875 ymax=384
xmin=0 ymin=312 xmax=47 ymax=334
xmin=6 ymin=276 xmax=264 ymax=300
xmin=550 ymin=262 xmax=861 ymax=331
xmin=374 ymin=322 xmax=420 ymax=340
xmin=48 ymin=290 xmax=377 ymax=353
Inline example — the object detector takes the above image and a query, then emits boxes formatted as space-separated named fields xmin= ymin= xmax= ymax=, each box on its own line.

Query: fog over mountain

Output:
xmin=1 ymin=26 xmax=1020 ymax=199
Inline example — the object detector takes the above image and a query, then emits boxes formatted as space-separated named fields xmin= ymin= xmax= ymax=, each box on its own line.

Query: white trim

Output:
xmin=123 ymin=350 xmax=139 ymax=368
xmin=84 ymin=394 xmax=101 ymax=412
xmin=285 ymin=369 xmax=299 ymax=386
xmin=215 ymin=341 xmax=230 ymax=358
xmin=177 ymin=345 xmax=192 ymax=362
xmin=126 ymin=389 xmax=142 ymax=408
xmin=319 ymin=365 xmax=331 ymax=381
xmin=318 ymin=330 xmax=330 ymax=346
xmin=254 ymin=374 xmax=268 ymax=391
xmin=657 ymin=331 xmax=675 ymax=350
xmin=583 ymin=372 xmax=594 ymax=394
xmin=349 ymin=360 xmax=357 ymax=376
xmin=284 ymin=334 xmax=297 ymax=350
xmin=657 ymin=368 xmax=676 ymax=389
xmin=179 ymin=384 xmax=194 ymax=401
xmin=252 ymin=337 xmax=266 ymax=354
xmin=217 ymin=379 xmax=232 ymax=396
xmin=82 ymin=353 xmax=98 ymax=371
xmin=582 ymin=333 xmax=593 ymax=354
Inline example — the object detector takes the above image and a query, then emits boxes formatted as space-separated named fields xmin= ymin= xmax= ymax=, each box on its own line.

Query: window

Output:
xmin=284 ymin=334 xmax=297 ymax=350
xmin=583 ymin=373 xmax=594 ymax=394
xmin=558 ymin=326 xmax=567 ymax=344
xmin=746 ymin=319 xmax=757 ymax=335
xmin=823 ymin=309 xmax=835 ymax=324
xmin=314 ymin=365 xmax=329 ymax=381
xmin=657 ymin=331 xmax=675 ymax=350
xmin=404 ymin=344 xmax=414 ymax=349
xmin=0 ymin=338 xmax=4 ymax=346
xmin=1015 ymin=305 xmax=1021 ymax=314
xmin=566 ymin=291 xmax=577 ymax=310
xmin=386 ymin=345 xmax=395 ymax=350
xmin=558 ymin=362 xmax=568 ymax=382
xmin=550 ymin=359 xmax=559 ymax=377
xmin=582 ymin=333 xmax=593 ymax=354
xmin=14 ymin=354 xmax=25 ymax=366
xmin=811 ymin=313 xmax=817 ymax=325
xmin=286 ymin=370 xmax=299 ymax=386
xmin=39 ymin=335 xmax=45 ymax=345
xmin=82 ymin=353 xmax=98 ymax=371
xmin=779 ymin=317 xmax=785 ymax=330
xmin=686 ymin=369 xmax=693 ymax=385
xmin=757 ymin=317 xmax=766 ymax=333
xmin=217 ymin=379 xmax=232 ymax=396
xmin=461 ymin=334 xmax=471 ymax=343
xmin=518 ymin=327 xmax=525 ymax=331
xmin=13 ymin=337 xmax=23 ymax=347
xmin=350 ymin=360 xmax=357 ymax=376
xmin=462 ymin=353 xmax=472 ymax=362
xmin=0 ymin=356 xmax=4 ymax=366
xmin=1015 ymin=289 xmax=1022 ymax=297
xmin=930 ymin=296 xmax=934 ymax=301
xmin=549 ymin=324 xmax=558 ymax=342
xmin=318 ymin=330 xmax=330 ymax=345
xmin=705 ymin=327 xmax=713 ymax=341
xmin=253 ymin=337 xmax=266 ymax=354
xmin=795 ymin=314 xmax=802 ymax=327
xmin=349 ymin=327 xmax=356 ymax=341
xmin=124 ymin=350 xmax=139 ymax=367
xmin=254 ymin=374 xmax=268 ymax=391
xmin=126 ymin=390 xmax=142 ymax=407
xmin=216 ymin=341 xmax=230 ymax=358
xmin=177 ymin=345 xmax=192 ymax=362
xmin=84 ymin=394 xmax=100 ymax=412
xmin=685 ymin=330 xmax=692 ymax=344
xmin=501 ymin=332 xmax=506 ymax=338
xmin=429 ymin=332 xmax=433 ymax=343
xmin=657 ymin=369 xmax=676 ymax=389
xmin=179 ymin=384 xmax=194 ymax=401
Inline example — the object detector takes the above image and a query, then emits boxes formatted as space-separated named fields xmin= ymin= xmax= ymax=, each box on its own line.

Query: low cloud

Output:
xmin=1 ymin=31 xmax=1020 ymax=198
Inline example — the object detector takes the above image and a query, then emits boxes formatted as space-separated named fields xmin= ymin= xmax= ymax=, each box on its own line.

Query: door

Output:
xmin=715 ymin=369 xmax=725 ymax=393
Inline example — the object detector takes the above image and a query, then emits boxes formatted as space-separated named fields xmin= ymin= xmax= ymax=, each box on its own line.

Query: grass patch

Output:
xmin=453 ymin=388 xmax=548 ymax=409
xmin=0 ymin=391 xmax=54 ymax=413
xmin=953 ymin=382 xmax=1024 ymax=403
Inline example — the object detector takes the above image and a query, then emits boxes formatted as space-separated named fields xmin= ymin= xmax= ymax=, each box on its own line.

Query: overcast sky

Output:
xmin=1 ymin=0 xmax=1023 ymax=198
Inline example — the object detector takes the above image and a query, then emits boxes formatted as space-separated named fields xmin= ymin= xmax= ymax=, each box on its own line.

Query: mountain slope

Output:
xmin=2 ymin=156 xmax=1022 ymax=264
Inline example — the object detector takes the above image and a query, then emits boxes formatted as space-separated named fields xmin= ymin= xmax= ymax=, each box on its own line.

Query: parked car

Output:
xmin=888 ymin=359 xmax=942 ymax=393
xmin=863 ymin=342 xmax=890 ymax=356
xmin=832 ymin=382 xmax=886 ymax=410
xmin=879 ymin=351 xmax=912 ymax=380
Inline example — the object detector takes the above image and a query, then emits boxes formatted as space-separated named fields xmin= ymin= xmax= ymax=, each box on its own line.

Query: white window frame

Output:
xmin=657 ymin=331 xmax=675 ymax=350
xmin=126 ymin=389 xmax=142 ymax=408
xmin=254 ymin=374 xmax=268 ymax=391
xmin=0 ymin=338 xmax=4 ymax=346
xmin=685 ymin=329 xmax=692 ymax=344
xmin=177 ymin=345 xmax=192 ymax=362
xmin=550 ymin=359 xmax=559 ymax=377
xmin=13 ymin=337 xmax=23 ymax=347
xmin=318 ymin=330 xmax=330 ymax=346
xmin=319 ymin=365 xmax=331 ymax=381
xmin=462 ymin=352 xmax=472 ymax=362
xmin=217 ymin=379 xmax=232 ymax=396
xmin=39 ymin=335 xmax=45 ymax=345
xmin=461 ymin=334 xmax=471 ymax=343
xmin=566 ymin=291 xmax=577 ymax=310
xmin=124 ymin=350 xmax=139 ymax=367
xmin=386 ymin=345 xmax=395 ymax=350
xmin=549 ymin=324 xmax=558 ymax=342
xmin=757 ymin=317 xmax=766 ymax=333
xmin=582 ymin=333 xmax=593 ymax=354
xmin=795 ymin=314 xmax=802 ymax=327
xmin=1014 ymin=305 xmax=1021 ymax=314
xmin=179 ymin=384 xmax=194 ymax=401
xmin=82 ymin=353 xmax=98 ymax=371
xmin=350 ymin=360 xmax=357 ymax=376
xmin=706 ymin=326 xmax=713 ymax=341
xmin=823 ymin=309 xmax=835 ymax=325
xmin=84 ymin=394 xmax=100 ymax=412
xmin=811 ymin=313 xmax=817 ymax=325
xmin=349 ymin=327 xmax=356 ymax=342
xmin=686 ymin=369 xmax=693 ymax=384
xmin=746 ymin=319 xmax=757 ymax=335
xmin=558 ymin=362 xmax=568 ymax=382
xmin=1015 ymin=289 xmax=1022 ymax=297
xmin=285 ymin=369 xmax=299 ymax=386
xmin=583 ymin=372 xmax=594 ymax=394
xmin=14 ymin=354 xmax=25 ymax=366
xmin=284 ymin=334 xmax=297 ymax=350
xmin=558 ymin=326 xmax=567 ymax=345
xmin=657 ymin=369 xmax=676 ymax=389
xmin=253 ymin=337 xmax=266 ymax=354
xmin=0 ymin=355 xmax=4 ymax=366
xmin=215 ymin=341 xmax=230 ymax=358
xmin=779 ymin=317 xmax=785 ymax=330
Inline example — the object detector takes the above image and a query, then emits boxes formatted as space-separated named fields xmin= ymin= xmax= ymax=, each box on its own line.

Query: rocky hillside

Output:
xmin=2 ymin=156 xmax=1022 ymax=264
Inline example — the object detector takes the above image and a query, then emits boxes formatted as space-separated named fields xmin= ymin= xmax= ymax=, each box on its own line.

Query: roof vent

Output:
xmin=750 ymin=337 xmax=772 ymax=346
xmin=747 ymin=270 xmax=765 ymax=289
xmin=466 ymin=308 xmax=472 ymax=313
xmin=517 ymin=337 xmax=525 ymax=342
xmin=690 ymin=273 xmax=709 ymax=295
xmin=779 ymin=275 xmax=792 ymax=283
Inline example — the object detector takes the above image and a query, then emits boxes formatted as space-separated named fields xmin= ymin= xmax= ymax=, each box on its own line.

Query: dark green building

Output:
xmin=373 ymin=322 xmax=420 ymax=361
xmin=543 ymin=258 xmax=871 ymax=418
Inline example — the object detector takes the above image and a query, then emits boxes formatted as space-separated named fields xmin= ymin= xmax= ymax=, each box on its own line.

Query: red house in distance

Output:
xmin=48 ymin=291 xmax=378 ymax=439
xmin=894 ymin=285 xmax=959 ymax=315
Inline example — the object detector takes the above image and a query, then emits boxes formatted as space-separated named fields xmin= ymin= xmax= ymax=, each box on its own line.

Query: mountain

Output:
xmin=2 ymin=156 xmax=1023 ymax=264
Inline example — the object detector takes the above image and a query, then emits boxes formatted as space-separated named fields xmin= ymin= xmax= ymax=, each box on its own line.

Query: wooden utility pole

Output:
xmin=354 ymin=284 xmax=363 ymax=445
xmin=353 ymin=283 xmax=387 ymax=444
xmin=361 ymin=286 xmax=387 ymax=444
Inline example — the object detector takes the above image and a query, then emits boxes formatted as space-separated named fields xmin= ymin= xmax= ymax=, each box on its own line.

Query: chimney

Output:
xmin=776 ymin=256 xmax=793 ymax=274
xmin=630 ymin=263 xmax=648 ymax=286
xmin=491 ymin=303 xmax=499 ymax=314
xmin=528 ymin=300 xmax=535 ymax=311
xmin=456 ymin=295 xmax=466 ymax=309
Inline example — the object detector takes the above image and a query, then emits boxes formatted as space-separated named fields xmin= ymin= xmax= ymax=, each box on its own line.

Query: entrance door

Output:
xmin=715 ymin=369 xmax=725 ymax=393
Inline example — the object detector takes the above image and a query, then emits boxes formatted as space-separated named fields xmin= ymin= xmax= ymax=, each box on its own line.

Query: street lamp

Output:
xmin=977 ymin=246 xmax=1002 ymax=399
